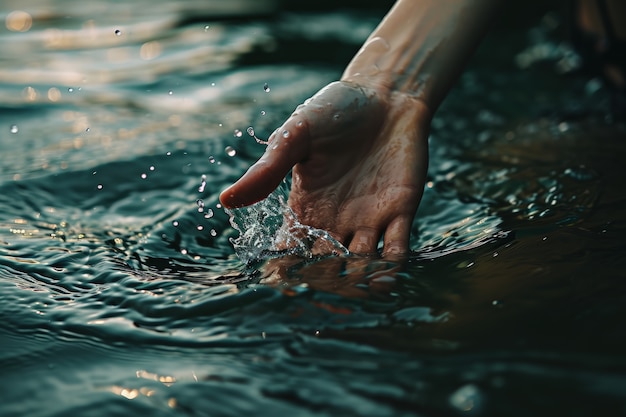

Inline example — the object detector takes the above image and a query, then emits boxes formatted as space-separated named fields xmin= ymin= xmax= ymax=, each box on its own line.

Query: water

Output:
xmin=2 ymin=1 xmax=626 ymax=416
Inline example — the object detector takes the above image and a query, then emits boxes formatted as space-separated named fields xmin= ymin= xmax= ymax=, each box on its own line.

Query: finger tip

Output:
xmin=219 ymin=186 xmax=241 ymax=209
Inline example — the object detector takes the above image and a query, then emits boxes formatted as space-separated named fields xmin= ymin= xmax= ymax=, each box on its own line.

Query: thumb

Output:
xmin=219 ymin=118 xmax=310 ymax=208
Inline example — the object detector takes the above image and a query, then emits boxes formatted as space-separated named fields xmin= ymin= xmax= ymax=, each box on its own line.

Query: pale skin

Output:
xmin=220 ymin=0 xmax=501 ymax=255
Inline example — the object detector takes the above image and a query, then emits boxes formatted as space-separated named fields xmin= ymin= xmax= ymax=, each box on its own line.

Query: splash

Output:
xmin=226 ymin=181 xmax=348 ymax=264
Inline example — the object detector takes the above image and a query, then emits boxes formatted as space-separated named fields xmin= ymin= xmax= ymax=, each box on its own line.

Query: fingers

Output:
xmin=345 ymin=213 xmax=412 ymax=256
xmin=219 ymin=117 xmax=310 ymax=208
xmin=382 ymin=214 xmax=412 ymax=256
xmin=348 ymin=227 xmax=379 ymax=254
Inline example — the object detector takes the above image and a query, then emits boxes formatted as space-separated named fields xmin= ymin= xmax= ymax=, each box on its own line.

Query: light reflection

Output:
xmin=47 ymin=87 xmax=61 ymax=102
xmin=6 ymin=10 xmax=32 ymax=32
xmin=22 ymin=86 xmax=38 ymax=101
xmin=110 ymin=385 xmax=139 ymax=400
xmin=136 ymin=370 xmax=177 ymax=386
xmin=140 ymin=41 xmax=162 ymax=60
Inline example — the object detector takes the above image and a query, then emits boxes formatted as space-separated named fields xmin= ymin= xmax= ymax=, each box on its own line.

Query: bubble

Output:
xmin=204 ymin=208 xmax=214 ymax=218
xmin=172 ymin=221 xmax=179 ymax=227
xmin=246 ymin=127 xmax=255 ymax=136
xmin=197 ymin=225 xmax=204 ymax=231
xmin=9 ymin=125 xmax=18 ymax=134
xmin=210 ymin=229 xmax=217 ymax=237
xmin=333 ymin=113 xmax=341 ymax=120
xmin=282 ymin=130 xmax=290 ymax=138
xmin=97 ymin=184 xmax=103 ymax=190
xmin=233 ymin=129 xmax=243 ymax=138
xmin=208 ymin=156 xmax=215 ymax=163
xmin=68 ymin=88 xmax=74 ymax=93
xmin=296 ymin=120 xmax=304 ymax=127
xmin=166 ymin=151 xmax=172 ymax=156
xmin=196 ymin=199 xmax=205 ymax=211
xmin=260 ymin=110 xmax=266 ymax=116
xmin=216 ymin=203 xmax=222 ymax=209
xmin=140 ymin=173 xmax=147 ymax=179
xmin=225 ymin=146 xmax=236 ymax=157
xmin=263 ymin=83 xmax=270 ymax=92
xmin=114 ymin=29 xmax=122 ymax=36
xmin=85 ymin=128 xmax=90 ymax=132
xmin=149 ymin=166 xmax=155 ymax=171
xmin=168 ymin=90 xmax=173 ymax=95
xmin=203 ymin=25 xmax=210 ymax=31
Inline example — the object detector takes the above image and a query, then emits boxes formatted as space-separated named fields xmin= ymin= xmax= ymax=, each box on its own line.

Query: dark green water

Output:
xmin=1 ymin=1 xmax=626 ymax=416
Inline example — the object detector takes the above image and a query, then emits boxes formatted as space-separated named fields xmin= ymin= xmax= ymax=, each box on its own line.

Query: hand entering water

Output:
xmin=220 ymin=81 xmax=430 ymax=255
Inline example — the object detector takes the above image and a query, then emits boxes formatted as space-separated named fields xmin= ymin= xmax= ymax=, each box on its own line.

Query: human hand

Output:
xmin=219 ymin=80 xmax=430 ymax=255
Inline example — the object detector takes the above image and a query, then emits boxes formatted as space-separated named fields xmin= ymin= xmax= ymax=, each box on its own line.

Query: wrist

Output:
xmin=341 ymin=0 xmax=499 ymax=112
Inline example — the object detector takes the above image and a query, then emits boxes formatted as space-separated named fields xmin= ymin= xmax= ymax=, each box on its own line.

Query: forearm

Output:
xmin=341 ymin=0 xmax=500 ymax=112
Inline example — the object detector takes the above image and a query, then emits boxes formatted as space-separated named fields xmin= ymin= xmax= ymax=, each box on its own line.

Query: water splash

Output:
xmin=226 ymin=182 xmax=348 ymax=264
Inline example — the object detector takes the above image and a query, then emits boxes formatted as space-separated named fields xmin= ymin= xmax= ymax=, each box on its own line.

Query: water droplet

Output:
xmin=9 ymin=124 xmax=18 ymax=134
xmin=282 ymin=130 xmax=290 ymax=138
xmin=246 ymin=126 xmax=255 ymax=136
xmin=140 ymin=173 xmax=147 ymax=179
xmin=197 ymin=225 xmax=204 ymax=231
xmin=263 ymin=83 xmax=270 ymax=92
xmin=97 ymin=184 xmax=103 ymax=190
xmin=166 ymin=151 xmax=172 ymax=156
xmin=210 ymin=229 xmax=217 ymax=237
xmin=68 ymin=88 xmax=74 ymax=93
xmin=149 ymin=166 xmax=155 ymax=171
xmin=333 ymin=113 xmax=341 ymax=120
xmin=196 ymin=199 xmax=205 ymax=210
xmin=216 ymin=203 xmax=222 ymax=209
xmin=211 ymin=82 xmax=216 ymax=87
xmin=85 ymin=128 xmax=90 ymax=132
xmin=296 ymin=120 xmax=304 ymax=127
xmin=204 ymin=208 xmax=214 ymax=218
xmin=172 ymin=221 xmax=179 ymax=227
xmin=260 ymin=110 xmax=266 ymax=116
xmin=225 ymin=146 xmax=236 ymax=157
xmin=181 ymin=249 xmax=188 ymax=255
xmin=114 ymin=29 xmax=121 ymax=36
xmin=208 ymin=156 xmax=215 ymax=163
xmin=168 ymin=90 xmax=173 ymax=95
xmin=233 ymin=129 xmax=242 ymax=138
xmin=203 ymin=25 xmax=210 ymax=31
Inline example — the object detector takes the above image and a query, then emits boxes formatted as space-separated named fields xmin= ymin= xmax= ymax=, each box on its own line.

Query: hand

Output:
xmin=219 ymin=80 xmax=430 ymax=255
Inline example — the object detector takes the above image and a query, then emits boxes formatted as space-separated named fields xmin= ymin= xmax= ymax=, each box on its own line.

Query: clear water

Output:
xmin=1 ymin=2 xmax=626 ymax=416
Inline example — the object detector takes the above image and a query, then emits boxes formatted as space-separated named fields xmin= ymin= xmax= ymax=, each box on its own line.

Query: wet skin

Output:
xmin=220 ymin=81 xmax=430 ymax=255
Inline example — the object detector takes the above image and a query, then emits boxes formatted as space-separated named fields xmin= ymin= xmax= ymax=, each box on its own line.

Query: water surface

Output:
xmin=1 ymin=1 xmax=626 ymax=416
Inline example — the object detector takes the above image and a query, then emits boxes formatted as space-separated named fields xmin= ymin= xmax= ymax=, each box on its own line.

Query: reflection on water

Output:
xmin=1 ymin=1 xmax=626 ymax=416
